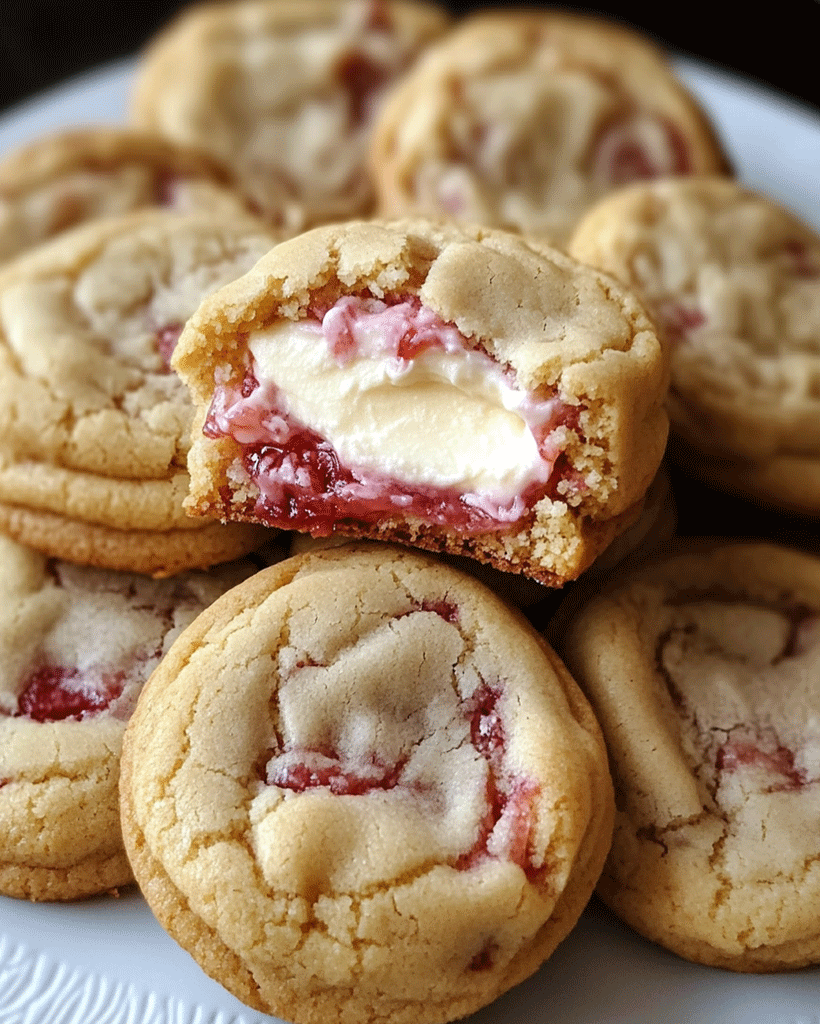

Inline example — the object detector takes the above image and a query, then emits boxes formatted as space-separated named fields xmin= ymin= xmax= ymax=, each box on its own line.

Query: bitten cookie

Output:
xmin=568 ymin=176 xmax=820 ymax=514
xmin=369 ymin=10 xmax=728 ymax=244
xmin=562 ymin=541 xmax=820 ymax=971
xmin=0 ymin=126 xmax=254 ymax=265
xmin=172 ymin=218 xmax=670 ymax=587
xmin=120 ymin=543 xmax=614 ymax=1023
xmin=0 ymin=533 xmax=259 ymax=901
xmin=0 ymin=209 xmax=279 ymax=574
xmin=131 ymin=0 xmax=450 ymax=232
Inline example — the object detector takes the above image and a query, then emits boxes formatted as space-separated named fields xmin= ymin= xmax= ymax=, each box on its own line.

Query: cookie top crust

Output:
xmin=121 ymin=543 xmax=613 ymax=1022
xmin=563 ymin=541 xmax=820 ymax=970
xmin=0 ymin=127 xmax=254 ymax=265
xmin=0 ymin=533 xmax=258 ymax=900
xmin=173 ymin=219 xmax=668 ymax=579
xmin=131 ymin=0 xmax=451 ymax=232
xmin=569 ymin=176 xmax=820 ymax=465
xmin=0 ymin=209 xmax=277 ymax=532
xmin=369 ymin=10 xmax=728 ymax=243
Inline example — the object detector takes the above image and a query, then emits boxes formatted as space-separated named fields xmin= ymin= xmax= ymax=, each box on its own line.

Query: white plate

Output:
xmin=1 ymin=55 xmax=820 ymax=1024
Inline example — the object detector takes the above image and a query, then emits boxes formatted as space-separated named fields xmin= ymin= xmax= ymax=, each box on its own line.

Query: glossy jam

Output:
xmin=16 ymin=665 xmax=125 ymax=723
xmin=270 ymin=752 xmax=404 ymax=795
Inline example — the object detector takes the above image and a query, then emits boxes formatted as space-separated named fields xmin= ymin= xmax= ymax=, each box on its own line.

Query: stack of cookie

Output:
xmin=1 ymin=0 xmax=818 ymax=1020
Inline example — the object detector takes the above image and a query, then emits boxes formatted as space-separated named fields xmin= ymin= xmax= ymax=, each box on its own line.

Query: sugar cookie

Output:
xmin=563 ymin=541 xmax=820 ymax=971
xmin=0 ymin=209 xmax=278 ymax=573
xmin=370 ymin=10 xmax=728 ymax=243
xmin=120 ymin=543 xmax=613 ymax=1022
xmin=173 ymin=218 xmax=669 ymax=586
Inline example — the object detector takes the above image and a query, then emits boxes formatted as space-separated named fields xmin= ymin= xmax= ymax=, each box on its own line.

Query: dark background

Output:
xmin=1 ymin=1 xmax=819 ymax=115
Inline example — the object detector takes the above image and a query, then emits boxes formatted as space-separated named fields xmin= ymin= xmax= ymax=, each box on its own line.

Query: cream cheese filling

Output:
xmin=248 ymin=315 xmax=560 ymax=502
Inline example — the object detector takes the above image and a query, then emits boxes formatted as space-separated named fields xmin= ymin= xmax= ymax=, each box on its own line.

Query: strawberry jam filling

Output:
xmin=268 ymin=751 xmax=405 ymax=795
xmin=16 ymin=665 xmax=125 ymax=723
xmin=658 ymin=593 xmax=820 ymax=794
xmin=654 ymin=300 xmax=707 ymax=347
xmin=592 ymin=112 xmax=692 ymax=185
xmin=155 ymin=323 xmax=183 ymax=369
xmin=458 ymin=682 xmax=541 ymax=879
xmin=263 ymin=682 xmax=540 ymax=875
xmin=204 ymin=294 xmax=580 ymax=535
xmin=716 ymin=739 xmax=805 ymax=791
xmin=5 ymin=563 xmax=231 ymax=726
xmin=260 ymin=605 xmax=540 ymax=878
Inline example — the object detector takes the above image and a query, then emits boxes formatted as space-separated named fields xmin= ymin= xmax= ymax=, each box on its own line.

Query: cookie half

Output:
xmin=120 ymin=543 xmax=613 ymax=1023
xmin=563 ymin=540 xmax=820 ymax=971
xmin=131 ymin=0 xmax=451 ymax=231
xmin=370 ymin=10 xmax=728 ymax=243
xmin=172 ymin=218 xmax=669 ymax=586
xmin=0 ymin=533 xmax=260 ymax=901
xmin=0 ymin=126 xmax=253 ymax=265
xmin=568 ymin=176 xmax=820 ymax=513
xmin=0 ymin=209 xmax=279 ymax=573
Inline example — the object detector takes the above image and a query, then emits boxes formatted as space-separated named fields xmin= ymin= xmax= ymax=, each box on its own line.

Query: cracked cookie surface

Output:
xmin=369 ymin=10 xmax=728 ymax=244
xmin=131 ymin=0 xmax=450 ymax=232
xmin=0 ymin=208 xmax=278 ymax=573
xmin=0 ymin=126 xmax=254 ymax=266
xmin=172 ymin=217 xmax=669 ymax=587
xmin=568 ymin=176 xmax=820 ymax=513
xmin=120 ymin=544 xmax=614 ymax=1023
xmin=0 ymin=533 xmax=260 ymax=901
xmin=563 ymin=540 xmax=820 ymax=971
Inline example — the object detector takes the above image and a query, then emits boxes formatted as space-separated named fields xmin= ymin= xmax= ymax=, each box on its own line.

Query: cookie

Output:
xmin=172 ymin=218 xmax=670 ymax=587
xmin=120 ymin=543 xmax=614 ymax=1022
xmin=568 ymin=176 xmax=820 ymax=514
xmin=369 ymin=10 xmax=728 ymax=244
xmin=0 ymin=533 xmax=260 ymax=901
xmin=0 ymin=209 xmax=279 ymax=574
xmin=291 ymin=463 xmax=675 ymax=615
xmin=0 ymin=126 xmax=254 ymax=265
xmin=131 ymin=0 xmax=451 ymax=232
xmin=562 ymin=540 xmax=820 ymax=971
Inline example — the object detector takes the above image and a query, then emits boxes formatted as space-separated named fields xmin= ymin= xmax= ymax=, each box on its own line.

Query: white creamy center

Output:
xmin=249 ymin=316 xmax=558 ymax=498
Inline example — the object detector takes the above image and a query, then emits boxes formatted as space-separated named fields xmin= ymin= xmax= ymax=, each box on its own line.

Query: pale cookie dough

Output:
xmin=0 ymin=533 xmax=260 ymax=901
xmin=172 ymin=218 xmax=669 ymax=587
xmin=120 ymin=544 xmax=614 ymax=1023
xmin=131 ymin=0 xmax=451 ymax=232
xmin=568 ymin=176 xmax=820 ymax=514
xmin=0 ymin=209 xmax=279 ymax=574
xmin=369 ymin=10 xmax=728 ymax=244
xmin=563 ymin=540 xmax=820 ymax=971
xmin=0 ymin=126 xmax=254 ymax=265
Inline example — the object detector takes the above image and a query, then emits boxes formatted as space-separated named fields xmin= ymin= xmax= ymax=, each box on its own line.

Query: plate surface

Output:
xmin=1 ymin=54 xmax=820 ymax=1024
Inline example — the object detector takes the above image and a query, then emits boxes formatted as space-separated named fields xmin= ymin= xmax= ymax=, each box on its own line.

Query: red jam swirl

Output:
xmin=457 ymin=683 xmax=540 ymax=878
xmin=716 ymin=740 xmax=806 ymax=791
xmin=593 ymin=112 xmax=692 ymax=185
